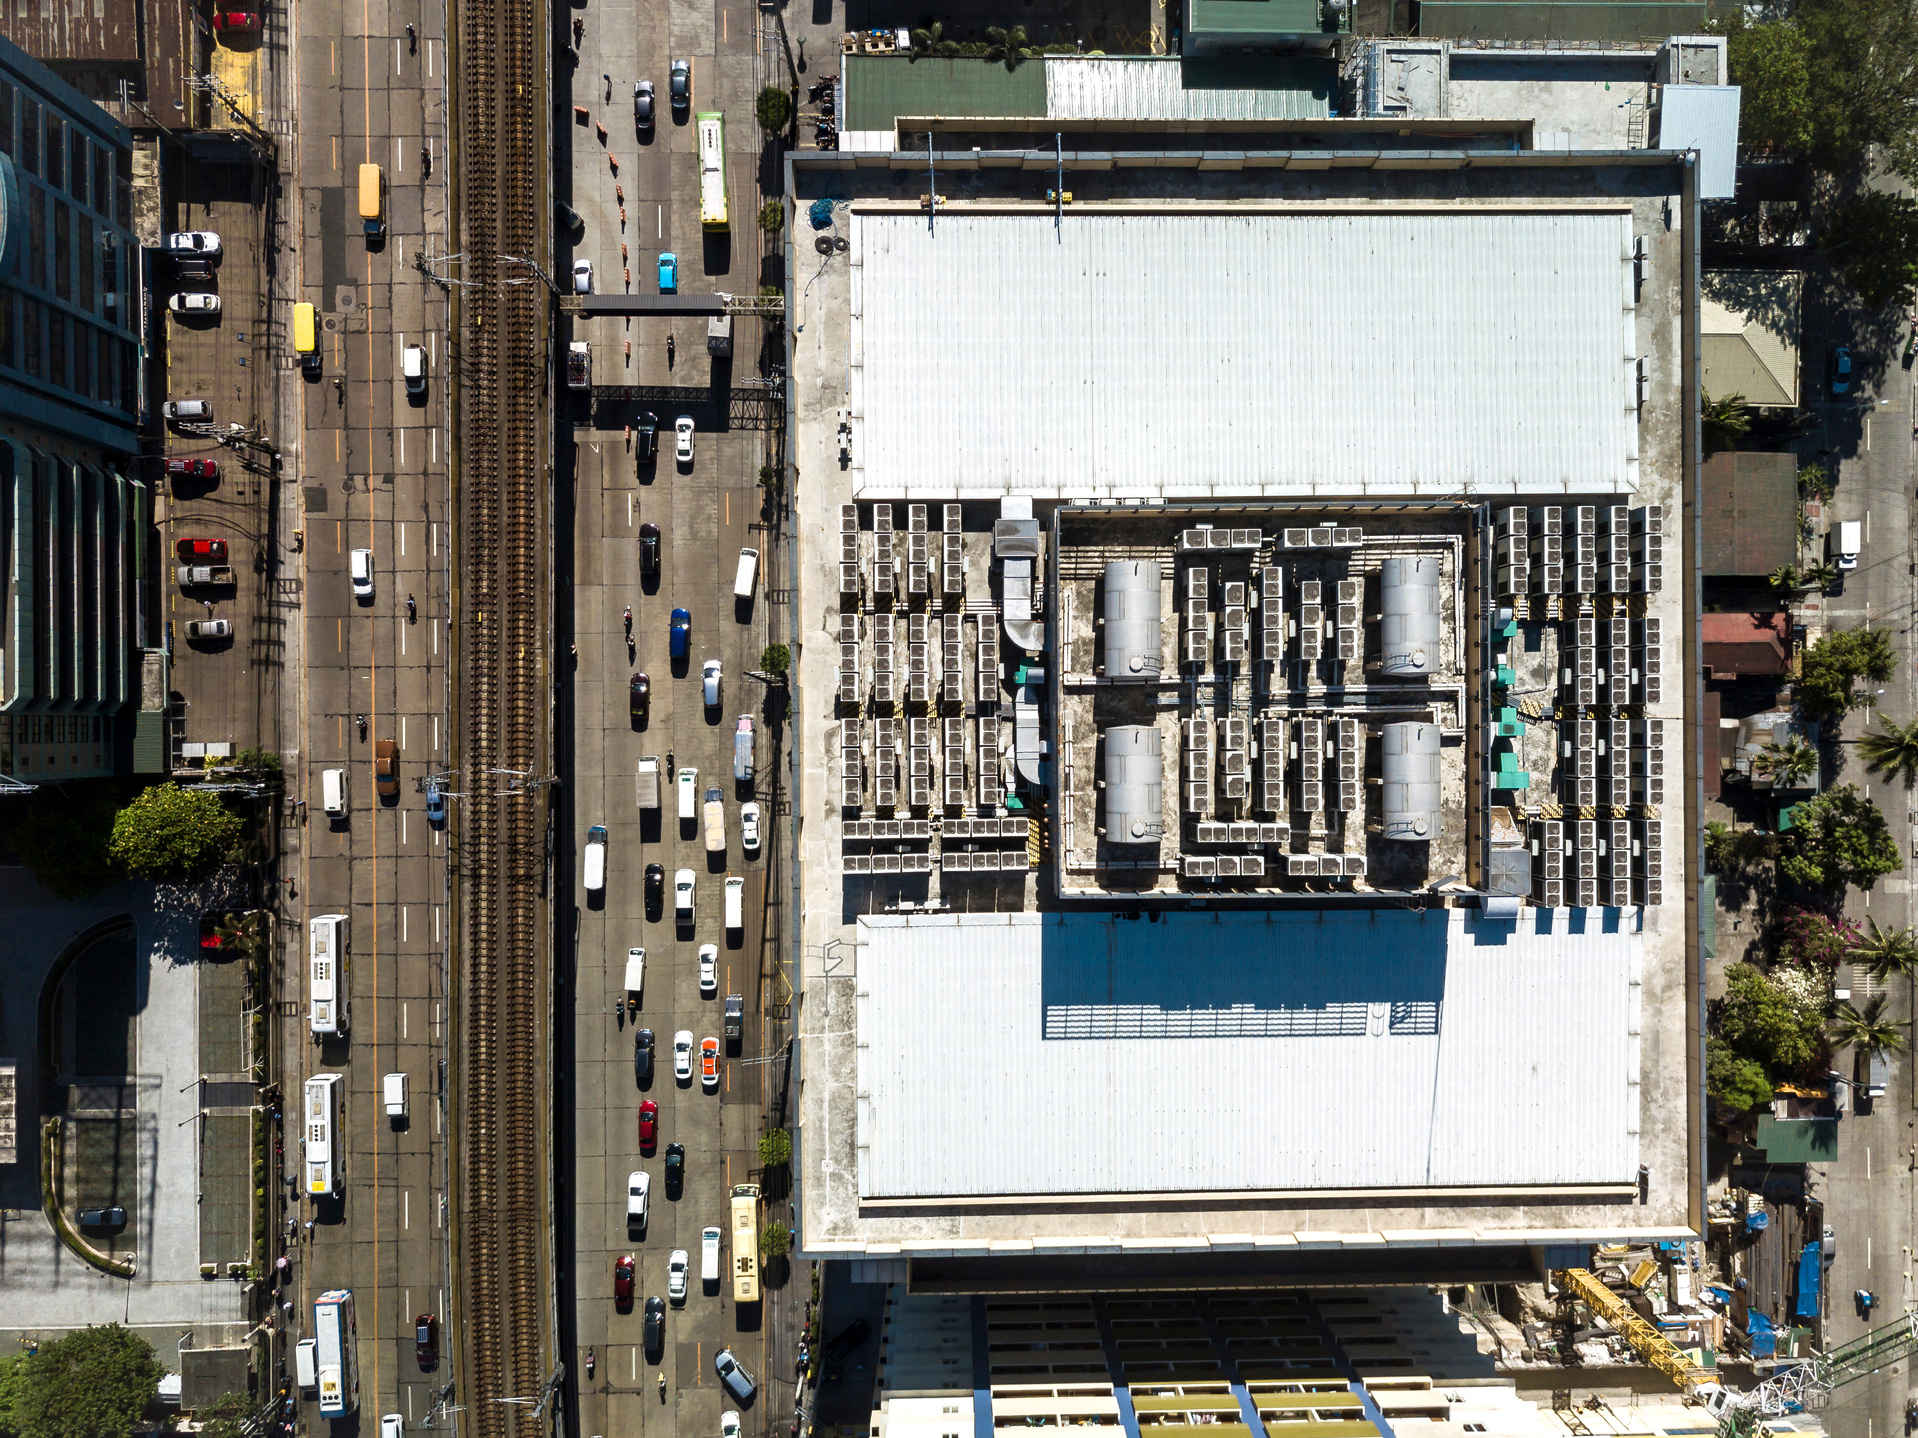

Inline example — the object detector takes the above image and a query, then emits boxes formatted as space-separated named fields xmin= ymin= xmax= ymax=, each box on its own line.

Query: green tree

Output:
xmin=1715 ymin=962 xmax=1826 ymax=1073
xmin=907 ymin=20 xmax=946 ymax=60
xmin=759 ymin=1219 xmax=792 ymax=1258
xmin=3 ymin=780 xmax=122 ymax=899
xmin=230 ymin=746 xmax=282 ymax=776
xmin=755 ymin=85 xmax=792 ymax=132
xmin=758 ymin=1127 xmax=792 ymax=1167
xmin=1707 ymin=1036 xmax=1777 ymax=1110
xmin=107 ymin=783 xmax=244 ymax=882
xmin=1772 ymin=909 xmax=1854 ymax=972
xmin=1859 ymin=711 xmax=1918 ymax=789
xmin=8 ymin=1325 xmax=162 ymax=1438
xmin=212 ymin=909 xmax=269 ymax=961
xmin=1827 ymin=991 xmax=1907 ymax=1061
xmin=1799 ymin=462 xmax=1836 ymax=503
xmin=1797 ymin=0 xmax=1918 ymax=180
xmin=192 ymin=1391 xmax=251 ymax=1438
xmin=1798 ymin=627 xmax=1896 ymax=718
xmin=1703 ymin=391 xmax=1751 ymax=453
xmin=1753 ymin=738 xmax=1819 ymax=788
xmin=760 ymin=643 xmax=791 ymax=678
xmin=1802 ymin=559 xmax=1842 ymax=593
xmin=1848 ymin=916 xmax=1918 ymax=984
xmin=1779 ymin=784 xmax=1904 ymax=892
xmin=758 ymin=198 xmax=785 ymax=233
xmin=1720 ymin=14 xmax=1815 ymax=156
xmin=1821 ymin=190 xmax=1918 ymax=312
xmin=984 ymin=23 xmax=1038 ymax=70
xmin=1767 ymin=563 xmax=1803 ymax=594
xmin=1705 ymin=820 xmax=1778 ymax=874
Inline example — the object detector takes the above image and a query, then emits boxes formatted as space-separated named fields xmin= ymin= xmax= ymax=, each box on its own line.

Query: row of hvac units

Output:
xmin=842 ymin=851 xmax=1031 ymax=874
xmin=837 ymin=501 xmax=965 ymax=601
xmin=1099 ymin=720 xmax=1440 ymax=844
xmin=837 ymin=609 xmax=1000 ymax=710
xmin=1505 ymin=816 xmax=1664 ymax=909
xmin=1493 ymin=504 xmax=1665 ymax=597
xmin=1102 ymin=555 xmax=1446 ymax=680
xmin=840 ymin=816 xmax=1032 ymax=842
xmin=838 ymin=814 xmax=1035 ymax=875
xmin=841 ymin=715 xmax=999 ymax=812
xmin=1558 ymin=614 xmax=1664 ymax=710
xmin=1559 ymin=716 xmax=1667 ymax=810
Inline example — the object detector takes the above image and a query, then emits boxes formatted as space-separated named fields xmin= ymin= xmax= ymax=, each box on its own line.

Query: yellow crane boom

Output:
xmin=1553 ymin=1267 xmax=1720 ymax=1397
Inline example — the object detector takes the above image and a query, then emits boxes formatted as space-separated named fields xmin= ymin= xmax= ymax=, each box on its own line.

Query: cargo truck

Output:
xmin=635 ymin=755 xmax=661 ymax=809
xmin=703 ymin=787 xmax=726 ymax=853
xmin=567 ymin=341 xmax=592 ymax=391
xmin=177 ymin=563 xmax=238 ymax=587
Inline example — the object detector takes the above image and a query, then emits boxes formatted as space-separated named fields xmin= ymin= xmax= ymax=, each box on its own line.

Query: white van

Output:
xmin=382 ymin=1072 xmax=407 ymax=1121
xmin=724 ymin=875 xmax=744 ymax=933
xmin=678 ymin=767 xmax=698 ymax=821
xmin=733 ymin=547 xmax=759 ymax=601
xmin=1831 ymin=518 xmax=1862 ymax=570
xmin=583 ymin=824 xmax=607 ymax=892
xmin=701 ymin=1225 xmax=721 ymax=1284
xmin=294 ymin=1339 xmax=319 ymax=1394
xmin=402 ymin=344 xmax=427 ymax=394
xmin=350 ymin=547 xmax=374 ymax=599
xmin=321 ymin=767 xmax=347 ymax=816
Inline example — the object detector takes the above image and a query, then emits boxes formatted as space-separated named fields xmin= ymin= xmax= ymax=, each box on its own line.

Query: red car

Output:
xmin=167 ymin=458 xmax=219 ymax=479
xmin=638 ymin=1099 xmax=658 ymax=1150
xmin=614 ymin=1254 xmax=635 ymax=1306
xmin=212 ymin=11 xmax=260 ymax=30
xmin=176 ymin=537 xmax=229 ymax=563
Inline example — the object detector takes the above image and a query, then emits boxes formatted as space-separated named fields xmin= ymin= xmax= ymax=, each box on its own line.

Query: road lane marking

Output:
xmin=337 ymin=618 xmax=343 ymax=653
xmin=402 ymin=807 xmax=409 ymax=844
xmin=403 ymin=996 xmax=409 ymax=1033
xmin=404 ymin=1188 xmax=410 ymax=1228
xmin=400 ymin=520 xmax=407 ymax=558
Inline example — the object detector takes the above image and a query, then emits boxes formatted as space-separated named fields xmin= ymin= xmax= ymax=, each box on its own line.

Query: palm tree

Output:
xmin=1827 ymin=992 xmax=1906 ymax=1061
xmin=907 ymin=20 xmax=943 ymax=61
xmin=212 ymin=909 xmax=268 ymax=960
xmin=1753 ymin=738 xmax=1818 ymax=789
xmin=984 ymin=23 xmax=1037 ymax=70
xmin=1703 ymin=391 xmax=1751 ymax=454
xmin=1802 ymin=559 xmax=1841 ymax=592
xmin=1850 ymin=917 xmax=1918 ymax=984
xmin=1859 ymin=712 xmax=1918 ymax=790
xmin=1767 ymin=562 xmax=1803 ymax=593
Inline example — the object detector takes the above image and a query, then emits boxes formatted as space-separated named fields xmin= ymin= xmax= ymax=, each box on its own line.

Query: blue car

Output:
xmin=424 ymin=778 xmax=445 ymax=824
xmin=669 ymin=607 xmax=690 ymax=659
xmin=658 ymin=251 xmax=677 ymax=292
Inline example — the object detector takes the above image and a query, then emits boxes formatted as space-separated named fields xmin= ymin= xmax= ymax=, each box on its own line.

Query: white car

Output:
xmin=170 ymin=292 xmax=221 ymax=314
xmin=167 ymin=230 xmax=222 ymax=257
xmin=722 ymin=1413 xmax=741 ymax=1438
xmin=740 ymin=802 xmax=761 ymax=855
xmin=350 ymin=547 xmax=375 ymax=599
xmin=380 ymin=1415 xmax=403 ymax=1438
xmin=163 ymin=398 xmax=213 ymax=420
xmin=674 ymin=415 xmax=695 ymax=463
xmin=675 ymin=867 xmax=695 ymax=920
xmin=668 ymin=1248 xmax=689 ymax=1302
xmin=403 ymin=343 xmax=428 ymax=394
xmin=673 ymin=1029 xmax=694 ymax=1082
xmin=626 ymin=1169 xmax=650 ymax=1226
xmin=572 ymin=259 xmax=593 ymax=294
xmin=702 ymin=658 xmax=722 ymax=708
xmin=698 ymin=944 xmax=718 ymax=996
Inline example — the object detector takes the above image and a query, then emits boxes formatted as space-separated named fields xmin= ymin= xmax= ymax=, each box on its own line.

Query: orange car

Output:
xmin=699 ymin=1037 xmax=719 ymax=1089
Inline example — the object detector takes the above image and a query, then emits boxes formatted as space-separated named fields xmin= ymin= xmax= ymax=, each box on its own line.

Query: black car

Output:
xmin=557 ymin=201 xmax=584 ymax=237
xmin=415 ymin=1314 xmax=439 ymax=1368
xmin=630 ymin=671 xmax=651 ymax=722
xmin=635 ymin=1027 xmax=655 ymax=1083
xmin=825 ymin=1319 xmax=872 ymax=1363
xmin=77 ymin=1206 xmax=127 ymax=1229
xmin=645 ymin=862 xmax=665 ymax=914
xmin=644 ymin=1296 xmax=666 ymax=1356
xmin=634 ymin=80 xmax=655 ymax=132
xmin=639 ymin=522 xmax=661 ymax=576
xmin=637 ymin=412 xmax=659 ymax=463
xmin=664 ymin=1141 xmax=685 ymax=1197
xmin=669 ymin=59 xmax=690 ymax=113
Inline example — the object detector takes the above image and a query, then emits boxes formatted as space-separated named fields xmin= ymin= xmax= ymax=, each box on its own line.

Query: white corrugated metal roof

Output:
xmin=1657 ymin=85 xmax=1740 ymax=200
xmin=848 ymin=209 xmax=1638 ymax=499
xmin=1044 ymin=57 xmax=1330 ymax=121
xmin=855 ymin=909 xmax=1640 ymax=1199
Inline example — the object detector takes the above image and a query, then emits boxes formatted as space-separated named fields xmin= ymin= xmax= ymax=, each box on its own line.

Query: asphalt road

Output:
xmin=275 ymin=0 xmax=456 ymax=1424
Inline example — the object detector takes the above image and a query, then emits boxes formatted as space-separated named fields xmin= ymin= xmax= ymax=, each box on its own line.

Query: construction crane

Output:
xmin=1555 ymin=1270 xmax=1918 ymax=1438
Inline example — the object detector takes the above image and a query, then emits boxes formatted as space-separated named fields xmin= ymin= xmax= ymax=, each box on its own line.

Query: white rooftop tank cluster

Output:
xmin=1102 ymin=560 xmax=1163 ymax=681
xmin=1379 ymin=555 xmax=1442 ymax=678
xmin=1380 ymin=721 xmax=1441 ymax=841
xmin=1100 ymin=724 xmax=1164 ymax=844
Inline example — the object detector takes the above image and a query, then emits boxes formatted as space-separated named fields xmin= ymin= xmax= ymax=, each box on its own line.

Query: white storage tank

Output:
xmin=1102 ymin=560 xmax=1162 ymax=680
xmin=1380 ymin=721 xmax=1441 ymax=840
xmin=1380 ymin=556 xmax=1443 ymax=678
xmin=1101 ymin=725 xmax=1164 ymax=844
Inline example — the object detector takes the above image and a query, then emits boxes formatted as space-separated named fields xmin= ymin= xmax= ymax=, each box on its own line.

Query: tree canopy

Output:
xmin=1821 ymin=190 xmax=1918 ymax=312
xmin=1714 ymin=962 xmax=1828 ymax=1076
xmin=1779 ymin=784 xmax=1904 ymax=892
xmin=1707 ymin=1036 xmax=1776 ymax=1111
xmin=107 ymin=783 xmax=244 ymax=882
xmin=1797 ymin=627 xmax=1896 ymax=718
xmin=0 ymin=1325 xmax=162 ymax=1438
xmin=3 ymin=780 xmax=122 ymax=899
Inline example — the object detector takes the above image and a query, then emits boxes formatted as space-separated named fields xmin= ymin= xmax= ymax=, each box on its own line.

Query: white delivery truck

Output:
xmin=1831 ymin=519 xmax=1863 ymax=570
xmin=724 ymin=876 xmax=744 ymax=933
xmin=636 ymin=755 xmax=661 ymax=809
xmin=701 ymin=1225 xmax=722 ymax=1284
xmin=678 ymin=768 xmax=698 ymax=821
xmin=704 ymin=787 xmax=727 ymax=853
xmin=583 ymin=825 xmax=607 ymax=892
xmin=382 ymin=1072 xmax=407 ymax=1122
xmin=295 ymin=1339 xmax=319 ymax=1394
xmin=733 ymin=547 xmax=758 ymax=601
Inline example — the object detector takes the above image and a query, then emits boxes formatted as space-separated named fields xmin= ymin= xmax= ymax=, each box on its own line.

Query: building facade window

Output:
xmin=78 ymin=215 xmax=92 ymax=310
xmin=48 ymin=309 xmax=64 ymax=389
xmin=43 ymin=114 xmax=60 ymax=189
xmin=0 ymin=80 xmax=13 ymax=156
xmin=20 ymin=97 xmax=36 ymax=173
xmin=53 ymin=198 xmax=69 ymax=299
xmin=91 ymin=146 xmax=106 ymax=219
xmin=27 ymin=185 xmax=42 ymax=288
xmin=21 ymin=299 xmax=39 ymax=377
xmin=69 ymin=130 xmax=86 ymax=207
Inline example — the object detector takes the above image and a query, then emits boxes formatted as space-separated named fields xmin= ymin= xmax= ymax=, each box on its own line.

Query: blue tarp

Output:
xmin=1794 ymin=1241 xmax=1822 ymax=1320
xmin=1748 ymin=1311 xmax=1777 ymax=1359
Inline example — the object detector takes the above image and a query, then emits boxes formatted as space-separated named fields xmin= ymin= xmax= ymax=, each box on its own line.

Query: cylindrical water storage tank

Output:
xmin=1102 ymin=561 xmax=1163 ymax=681
xmin=1101 ymin=725 xmax=1164 ymax=844
xmin=1380 ymin=721 xmax=1441 ymax=841
xmin=1380 ymin=555 xmax=1443 ymax=678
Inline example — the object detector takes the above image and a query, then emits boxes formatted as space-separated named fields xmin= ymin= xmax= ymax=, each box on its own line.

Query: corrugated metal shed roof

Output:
xmin=855 ymin=909 xmax=1641 ymax=1199
xmin=844 ymin=55 xmax=1046 ymax=132
xmin=1187 ymin=0 xmax=1325 ymax=38
xmin=1045 ymin=57 xmax=1331 ymax=120
xmin=1657 ymin=85 xmax=1741 ymax=200
xmin=1700 ymin=451 xmax=1796 ymax=576
xmin=850 ymin=209 xmax=1638 ymax=499
xmin=1416 ymin=2 xmax=1706 ymax=41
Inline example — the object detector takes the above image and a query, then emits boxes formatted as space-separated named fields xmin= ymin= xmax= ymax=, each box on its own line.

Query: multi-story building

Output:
xmin=0 ymin=36 xmax=154 ymax=782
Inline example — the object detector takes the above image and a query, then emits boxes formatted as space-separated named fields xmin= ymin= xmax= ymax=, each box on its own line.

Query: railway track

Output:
xmin=450 ymin=0 xmax=547 ymax=1414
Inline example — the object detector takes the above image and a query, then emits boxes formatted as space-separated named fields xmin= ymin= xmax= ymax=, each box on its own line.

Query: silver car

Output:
xmin=714 ymin=1349 xmax=756 ymax=1405
xmin=634 ymin=80 xmax=655 ymax=131
xmin=668 ymin=1248 xmax=689 ymax=1301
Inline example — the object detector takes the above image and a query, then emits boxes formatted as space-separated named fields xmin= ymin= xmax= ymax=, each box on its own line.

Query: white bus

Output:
xmin=303 ymin=1074 xmax=344 ymax=1198
xmin=309 ymin=914 xmax=350 ymax=1037
xmin=697 ymin=112 xmax=728 ymax=231
xmin=313 ymin=1289 xmax=359 ymax=1418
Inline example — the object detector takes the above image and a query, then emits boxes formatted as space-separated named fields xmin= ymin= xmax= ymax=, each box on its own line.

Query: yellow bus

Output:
xmin=696 ymin=112 xmax=728 ymax=232
xmin=729 ymin=1183 xmax=760 ymax=1303
xmin=357 ymin=162 xmax=385 ymax=239
xmin=292 ymin=301 xmax=319 ymax=369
